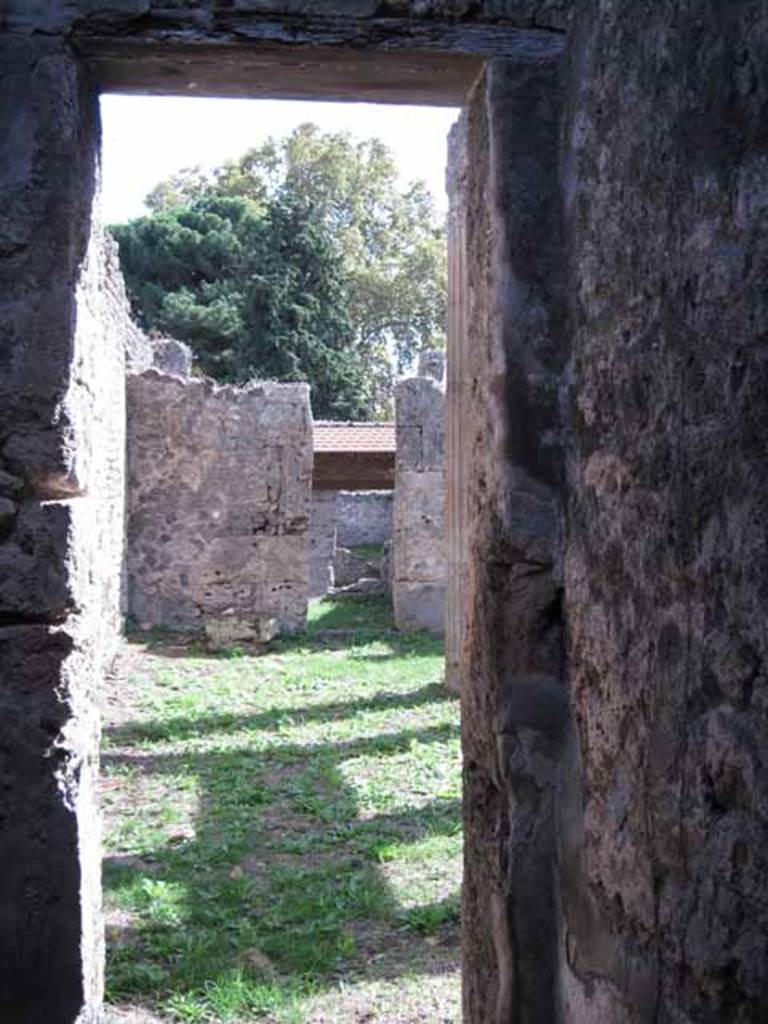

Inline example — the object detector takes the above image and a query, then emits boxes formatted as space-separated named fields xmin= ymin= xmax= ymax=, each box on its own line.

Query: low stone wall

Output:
xmin=126 ymin=374 xmax=312 ymax=642
xmin=392 ymin=376 xmax=446 ymax=633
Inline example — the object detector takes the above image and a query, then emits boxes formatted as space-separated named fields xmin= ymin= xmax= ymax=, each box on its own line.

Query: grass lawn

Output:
xmin=344 ymin=544 xmax=386 ymax=561
xmin=101 ymin=596 xmax=462 ymax=1023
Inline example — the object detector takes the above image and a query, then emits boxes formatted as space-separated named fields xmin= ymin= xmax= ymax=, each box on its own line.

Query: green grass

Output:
xmin=346 ymin=544 xmax=386 ymax=561
xmin=304 ymin=593 xmax=393 ymax=633
xmin=102 ymin=596 xmax=461 ymax=1023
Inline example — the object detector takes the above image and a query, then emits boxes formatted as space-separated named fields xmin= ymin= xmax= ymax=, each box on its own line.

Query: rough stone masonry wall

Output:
xmin=392 ymin=376 xmax=447 ymax=633
xmin=0 ymin=40 xmax=128 ymax=1023
xmin=3 ymin=0 xmax=573 ymax=33
xmin=3 ymin=4 xmax=768 ymax=1023
xmin=127 ymin=374 xmax=312 ymax=643
xmin=559 ymin=3 xmax=768 ymax=1021
xmin=456 ymin=59 xmax=568 ymax=1024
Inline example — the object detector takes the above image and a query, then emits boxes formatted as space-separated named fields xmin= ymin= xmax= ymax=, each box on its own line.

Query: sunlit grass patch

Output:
xmin=305 ymin=594 xmax=394 ymax=633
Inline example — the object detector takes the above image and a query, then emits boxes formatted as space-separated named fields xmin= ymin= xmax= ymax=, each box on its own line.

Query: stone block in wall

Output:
xmin=127 ymin=374 xmax=312 ymax=636
xmin=232 ymin=0 xmax=378 ymax=13
xmin=151 ymin=337 xmax=192 ymax=378
xmin=0 ymin=39 xmax=99 ymax=501
xmin=418 ymin=349 xmax=445 ymax=382
xmin=0 ymin=502 xmax=78 ymax=621
xmin=393 ymin=581 xmax=446 ymax=633
xmin=3 ymin=0 xmax=573 ymax=34
xmin=205 ymin=613 xmax=279 ymax=648
xmin=393 ymin=376 xmax=446 ymax=634
xmin=560 ymin=5 xmax=768 ymax=1020
xmin=395 ymin=377 xmax=445 ymax=472
xmin=393 ymin=470 xmax=446 ymax=582
xmin=444 ymin=111 xmax=469 ymax=696
xmin=457 ymin=59 xmax=567 ymax=1024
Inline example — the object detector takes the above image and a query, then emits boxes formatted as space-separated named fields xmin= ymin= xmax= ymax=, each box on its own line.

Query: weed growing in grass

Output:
xmin=103 ymin=596 xmax=461 ymax=1022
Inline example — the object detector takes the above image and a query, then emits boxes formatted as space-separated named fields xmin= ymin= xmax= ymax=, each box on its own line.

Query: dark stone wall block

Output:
xmin=562 ymin=2 xmax=768 ymax=1021
xmin=459 ymin=58 xmax=567 ymax=1024
xmin=0 ymin=627 xmax=88 ymax=1024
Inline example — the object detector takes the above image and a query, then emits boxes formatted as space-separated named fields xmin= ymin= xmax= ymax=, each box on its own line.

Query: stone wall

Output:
xmin=3 ymin=1 xmax=573 ymax=35
xmin=308 ymin=489 xmax=337 ymax=599
xmin=558 ymin=3 xmax=768 ymax=1021
xmin=335 ymin=491 xmax=393 ymax=549
xmin=127 ymin=373 xmax=312 ymax=643
xmin=0 ymin=40 xmax=129 ymax=1022
xmin=3 ymin=6 xmax=768 ymax=1023
xmin=456 ymin=59 xmax=567 ymax=1024
xmin=392 ymin=376 xmax=447 ymax=633
xmin=308 ymin=490 xmax=393 ymax=598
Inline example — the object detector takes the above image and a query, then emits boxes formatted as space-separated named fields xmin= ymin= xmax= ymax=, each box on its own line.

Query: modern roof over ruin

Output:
xmin=313 ymin=421 xmax=396 ymax=454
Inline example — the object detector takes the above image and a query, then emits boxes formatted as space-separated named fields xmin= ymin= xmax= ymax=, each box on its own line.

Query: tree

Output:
xmin=112 ymin=124 xmax=446 ymax=419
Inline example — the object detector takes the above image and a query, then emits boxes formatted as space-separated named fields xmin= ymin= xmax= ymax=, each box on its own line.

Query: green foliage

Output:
xmin=112 ymin=124 xmax=447 ymax=419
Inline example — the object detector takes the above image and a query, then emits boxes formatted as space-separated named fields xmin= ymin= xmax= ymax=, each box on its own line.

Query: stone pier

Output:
xmin=127 ymin=374 xmax=312 ymax=644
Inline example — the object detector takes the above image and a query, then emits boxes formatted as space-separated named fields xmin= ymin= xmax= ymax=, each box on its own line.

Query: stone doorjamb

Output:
xmin=0 ymin=21 xmax=566 ymax=1021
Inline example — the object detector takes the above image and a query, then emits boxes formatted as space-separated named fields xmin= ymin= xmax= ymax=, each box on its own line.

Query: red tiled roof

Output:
xmin=313 ymin=421 xmax=396 ymax=453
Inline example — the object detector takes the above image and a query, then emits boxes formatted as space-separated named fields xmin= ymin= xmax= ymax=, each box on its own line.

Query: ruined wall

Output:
xmin=392 ymin=375 xmax=447 ymax=633
xmin=559 ymin=3 xmax=768 ymax=1021
xmin=0 ymin=41 xmax=128 ymax=1022
xmin=127 ymin=374 xmax=312 ymax=643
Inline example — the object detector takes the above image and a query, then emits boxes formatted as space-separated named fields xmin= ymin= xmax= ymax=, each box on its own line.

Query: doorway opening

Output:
xmin=100 ymin=93 xmax=462 ymax=1023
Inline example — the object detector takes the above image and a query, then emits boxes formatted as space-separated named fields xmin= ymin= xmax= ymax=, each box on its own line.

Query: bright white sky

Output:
xmin=100 ymin=95 xmax=459 ymax=225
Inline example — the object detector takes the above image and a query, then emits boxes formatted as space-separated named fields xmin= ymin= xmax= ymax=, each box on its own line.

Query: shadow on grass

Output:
xmin=270 ymin=629 xmax=443 ymax=659
xmin=102 ymin=634 xmax=461 ymax=1019
xmin=105 ymin=681 xmax=453 ymax=746
xmin=125 ymin=604 xmax=443 ymax=665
